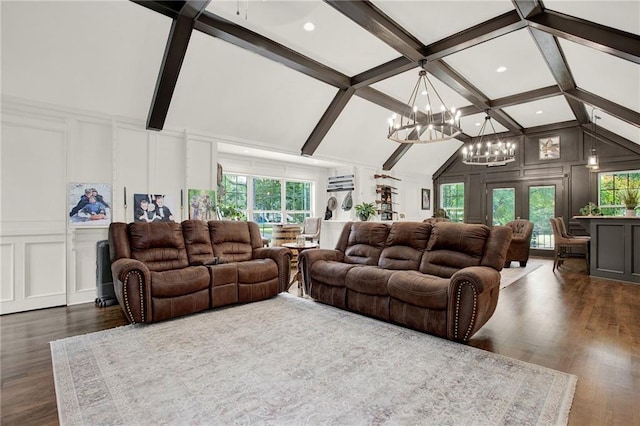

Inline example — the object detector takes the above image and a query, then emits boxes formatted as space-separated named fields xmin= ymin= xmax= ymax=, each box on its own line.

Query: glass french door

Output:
xmin=487 ymin=180 xmax=563 ymax=250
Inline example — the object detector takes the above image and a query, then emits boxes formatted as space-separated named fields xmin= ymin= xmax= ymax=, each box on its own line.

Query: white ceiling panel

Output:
xmin=443 ymin=28 xmax=558 ymax=99
xmin=460 ymin=112 xmax=509 ymax=135
xmin=503 ymin=96 xmax=576 ymax=128
xmin=1 ymin=1 xmax=170 ymax=120
xmin=559 ymin=39 xmax=640 ymax=114
xmin=166 ymin=31 xmax=337 ymax=154
xmin=372 ymin=0 xmax=514 ymax=46
xmin=544 ymin=0 xmax=640 ymax=36
xmin=205 ymin=1 xmax=400 ymax=76
xmin=595 ymin=111 xmax=640 ymax=145
xmin=315 ymin=96 xmax=400 ymax=168
xmin=391 ymin=139 xmax=463 ymax=177
xmin=217 ymin=143 xmax=345 ymax=169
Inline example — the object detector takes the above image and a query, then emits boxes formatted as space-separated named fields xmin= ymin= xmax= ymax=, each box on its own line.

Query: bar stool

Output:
xmin=549 ymin=217 xmax=590 ymax=271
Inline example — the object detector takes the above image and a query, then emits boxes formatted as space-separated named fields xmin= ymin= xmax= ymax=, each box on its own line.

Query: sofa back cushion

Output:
xmin=420 ymin=222 xmax=490 ymax=277
xmin=481 ymin=225 xmax=513 ymax=270
xmin=338 ymin=222 xmax=390 ymax=265
xmin=109 ymin=222 xmax=131 ymax=262
xmin=182 ymin=220 xmax=216 ymax=265
xmin=128 ymin=222 xmax=189 ymax=272
xmin=379 ymin=222 xmax=431 ymax=270
xmin=208 ymin=220 xmax=253 ymax=262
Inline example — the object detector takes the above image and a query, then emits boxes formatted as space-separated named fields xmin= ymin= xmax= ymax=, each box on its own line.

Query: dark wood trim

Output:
xmin=194 ymin=12 xmax=350 ymax=89
xmin=565 ymin=88 xmax=640 ymax=127
xmin=324 ymin=0 xmax=425 ymax=62
xmin=425 ymin=10 xmax=526 ymax=61
xmin=301 ymin=87 xmax=356 ymax=157
xmin=527 ymin=10 xmax=640 ymax=65
xmin=179 ymin=0 xmax=210 ymax=19
xmin=146 ymin=15 xmax=196 ymax=131
xmin=580 ymin=123 xmax=640 ymax=155
xmin=522 ymin=119 xmax=579 ymax=135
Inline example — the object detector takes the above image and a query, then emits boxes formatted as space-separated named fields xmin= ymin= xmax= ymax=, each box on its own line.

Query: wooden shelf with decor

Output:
xmin=375 ymin=174 xmax=400 ymax=221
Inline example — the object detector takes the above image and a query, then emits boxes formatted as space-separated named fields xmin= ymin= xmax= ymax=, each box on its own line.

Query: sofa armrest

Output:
xmin=111 ymin=258 xmax=151 ymax=324
xmin=447 ymin=266 xmax=501 ymax=342
xmin=298 ymin=249 xmax=344 ymax=294
xmin=253 ymin=247 xmax=292 ymax=293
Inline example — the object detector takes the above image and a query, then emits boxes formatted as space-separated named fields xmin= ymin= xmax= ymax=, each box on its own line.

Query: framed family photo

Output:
xmin=133 ymin=193 xmax=176 ymax=223
xmin=68 ymin=183 xmax=112 ymax=226
xmin=421 ymin=188 xmax=431 ymax=210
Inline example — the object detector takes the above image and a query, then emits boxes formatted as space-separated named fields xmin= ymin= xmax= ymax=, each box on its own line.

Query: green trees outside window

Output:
xmin=599 ymin=171 xmax=640 ymax=216
xmin=440 ymin=183 xmax=464 ymax=222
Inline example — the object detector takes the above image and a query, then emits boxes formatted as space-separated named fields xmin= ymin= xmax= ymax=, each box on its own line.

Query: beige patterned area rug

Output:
xmin=501 ymin=261 xmax=543 ymax=289
xmin=51 ymin=293 xmax=575 ymax=425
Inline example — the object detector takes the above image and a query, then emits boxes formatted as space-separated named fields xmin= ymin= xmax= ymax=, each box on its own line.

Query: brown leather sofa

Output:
xmin=109 ymin=220 xmax=291 ymax=324
xmin=503 ymin=219 xmax=534 ymax=267
xmin=299 ymin=221 xmax=512 ymax=342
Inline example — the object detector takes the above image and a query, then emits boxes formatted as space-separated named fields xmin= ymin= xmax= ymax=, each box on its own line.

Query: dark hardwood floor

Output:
xmin=1 ymin=258 xmax=639 ymax=425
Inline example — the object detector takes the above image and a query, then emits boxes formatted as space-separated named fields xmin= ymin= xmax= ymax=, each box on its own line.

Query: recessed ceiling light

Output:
xmin=496 ymin=66 xmax=507 ymax=73
xmin=475 ymin=122 xmax=482 ymax=126
xmin=536 ymin=110 xmax=543 ymax=115
xmin=303 ymin=22 xmax=315 ymax=31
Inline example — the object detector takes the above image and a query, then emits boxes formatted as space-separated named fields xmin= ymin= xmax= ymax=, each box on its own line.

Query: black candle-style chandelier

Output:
xmin=387 ymin=60 xmax=462 ymax=144
xmin=461 ymin=111 xmax=516 ymax=167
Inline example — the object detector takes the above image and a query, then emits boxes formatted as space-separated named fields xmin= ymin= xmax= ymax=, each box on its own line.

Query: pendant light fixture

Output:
xmin=461 ymin=110 xmax=516 ymax=166
xmin=586 ymin=108 xmax=601 ymax=171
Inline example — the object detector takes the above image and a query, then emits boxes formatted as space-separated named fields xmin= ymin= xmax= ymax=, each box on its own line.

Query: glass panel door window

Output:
xmin=253 ymin=177 xmax=282 ymax=233
xmin=528 ymin=185 xmax=555 ymax=249
xmin=286 ymin=181 xmax=311 ymax=224
xmin=491 ymin=188 xmax=515 ymax=226
xmin=440 ymin=183 xmax=464 ymax=222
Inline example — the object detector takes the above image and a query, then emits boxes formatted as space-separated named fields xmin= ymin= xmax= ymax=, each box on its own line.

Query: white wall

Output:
xmin=0 ymin=96 xmax=432 ymax=314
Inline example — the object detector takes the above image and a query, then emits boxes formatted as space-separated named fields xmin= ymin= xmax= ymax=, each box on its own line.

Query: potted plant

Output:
xmin=579 ymin=202 xmax=600 ymax=216
xmin=619 ymin=188 xmax=639 ymax=217
xmin=354 ymin=202 xmax=377 ymax=221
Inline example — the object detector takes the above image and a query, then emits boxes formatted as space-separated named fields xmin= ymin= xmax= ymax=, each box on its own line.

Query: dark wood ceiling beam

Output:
xmin=146 ymin=15 xmax=197 ymax=131
xmin=511 ymin=0 xmax=543 ymax=19
xmin=130 ymin=0 xmax=184 ymax=19
xmin=491 ymin=85 xmax=561 ymax=108
xmin=425 ymin=61 xmax=524 ymax=134
xmin=525 ymin=27 xmax=590 ymax=123
xmin=425 ymin=11 xmax=526 ymax=61
xmin=382 ymin=144 xmax=413 ymax=171
xmin=527 ymin=10 xmax=640 ymax=64
xmin=351 ymin=57 xmax=416 ymax=89
xmin=194 ymin=12 xmax=350 ymax=89
xmin=144 ymin=0 xmax=211 ymax=131
xmin=565 ymin=88 xmax=640 ymax=127
xmin=324 ymin=0 xmax=425 ymax=62
xmin=301 ymin=88 xmax=356 ymax=157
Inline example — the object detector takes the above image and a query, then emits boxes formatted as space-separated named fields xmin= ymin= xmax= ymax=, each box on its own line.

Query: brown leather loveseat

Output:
xmin=109 ymin=220 xmax=291 ymax=324
xmin=299 ymin=221 xmax=512 ymax=342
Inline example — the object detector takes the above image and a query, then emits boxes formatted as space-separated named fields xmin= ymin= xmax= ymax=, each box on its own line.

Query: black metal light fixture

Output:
xmin=586 ymin=109 xmax=601 ymax=171
xmin=387 ymin=60 xmax=462 ymax=144
xmin=461 ymin=111 xmax=516 ymax=167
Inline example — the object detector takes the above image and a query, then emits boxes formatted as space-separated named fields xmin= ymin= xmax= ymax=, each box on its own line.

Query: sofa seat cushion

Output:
xmin=388 ymin=270 xmax=449 ymax=310
xmin=236 ymin=259 xmax=277 ymax=283
xmin=345 ymin=266 xmax=395 ymax=295
xmin=310 ymin=260 xmax=360 ymax=287
xmin=150 ymin=266 xmax=210 ymax=298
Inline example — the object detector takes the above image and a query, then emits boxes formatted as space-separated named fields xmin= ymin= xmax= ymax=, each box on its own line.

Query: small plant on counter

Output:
xmin=579 ymin=202 xmax=600 ymax=216
xmin=619 ymin=188 xmax=639 ymax=210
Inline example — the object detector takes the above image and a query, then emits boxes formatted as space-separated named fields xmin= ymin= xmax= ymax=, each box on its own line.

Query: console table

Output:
xmin=573 ymin=216 xmax=640 ymax=284
xmin=282 ymin=242 xmax=319 ymax=296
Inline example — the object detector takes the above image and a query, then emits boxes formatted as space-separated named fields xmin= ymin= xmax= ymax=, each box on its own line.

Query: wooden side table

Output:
xmin=282 ymin=242 xmax=319 ymax=296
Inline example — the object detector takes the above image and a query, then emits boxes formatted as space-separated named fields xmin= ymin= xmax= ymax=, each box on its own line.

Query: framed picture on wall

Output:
xmin=68 ymin=182 xmax=112 ymax=226
xmin=421 ymin=188 xmax=431 ymax=210
xmin=133 ymin=193 xmax=176 ymax=223
xmin=188 ymin=189 xmax=217 ymax=221
xmin=539 ymin=136 xmax=560 ymax=160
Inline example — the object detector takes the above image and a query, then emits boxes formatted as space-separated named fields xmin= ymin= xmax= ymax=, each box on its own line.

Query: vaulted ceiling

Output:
xmin=2 ymin=1 xmax=639 ymax=176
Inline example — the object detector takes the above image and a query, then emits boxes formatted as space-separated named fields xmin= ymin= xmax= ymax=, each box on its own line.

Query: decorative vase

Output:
xmin=358 ymin=214 xmax=369 ymax=221
xmin=625 ymin=209 xmax=636 ymax=217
